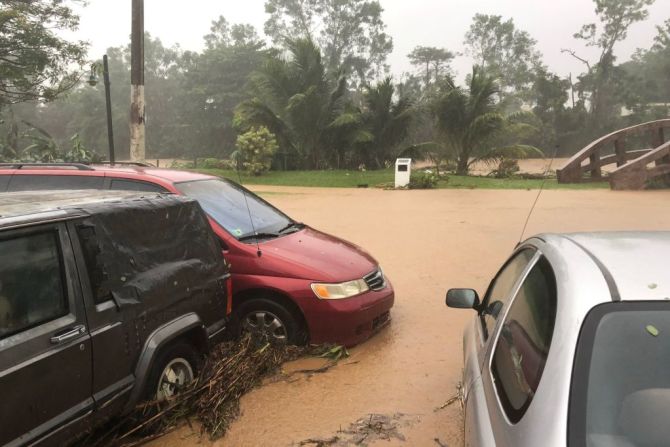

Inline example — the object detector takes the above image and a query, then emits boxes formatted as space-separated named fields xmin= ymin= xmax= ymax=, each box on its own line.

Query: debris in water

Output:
xmin=314 ymin=344 xmax=350 ymax=361
xmin=435 ymin=382 xmax=464 ymax=412
xmin=299 ymin=413 xmax=418 ymax=447
xmin=434 ymin=438 xmax=449 ymax=447
xmin=75 ymin=335 xmax=304 ymax=446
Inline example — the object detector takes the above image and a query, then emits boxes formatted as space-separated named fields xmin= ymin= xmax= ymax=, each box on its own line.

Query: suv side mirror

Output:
xmin=446 ymin=288 xmax=480 ymax=310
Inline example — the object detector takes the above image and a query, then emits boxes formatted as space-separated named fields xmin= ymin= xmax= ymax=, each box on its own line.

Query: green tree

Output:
xmin=235 ymin=39 xmax=357 ymax=169
xmin=0 ymin=0 xmax=87 ymax=108
xmin=619 ymin=18 xmax=670 ymax=114
xmin=235 ymin=127 xmax=279 ymax=175
xmin=432 ymin=67 xmax=542 ymax=175
xmin=182 ymin=17 xmax=268 ymax=158
xmin=563 ymin=0 xmax=656 ymax=134
xmin=464 ymin=14 xmax=543 ymax=109
xmin=407 ymin=46 xmax=455 ymax=87
xmin=358 ymin=77 xmax=413 ymax=168
xmin=264 ymin=0 xmax=393 ymax=83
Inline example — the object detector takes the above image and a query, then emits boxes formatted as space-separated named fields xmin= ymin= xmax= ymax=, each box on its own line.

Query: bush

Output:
xmin=490 ymin=158 xmax=520 ymax=179
xmin=235 ymin=127 xmax=279 ymax=176
xmin=199 ymin=158 xmax=231 ymax=169
xmin=408 ymin=171 xmax=439 ymax=189
xmin=170 ymin=160 xmax=195 ymax=169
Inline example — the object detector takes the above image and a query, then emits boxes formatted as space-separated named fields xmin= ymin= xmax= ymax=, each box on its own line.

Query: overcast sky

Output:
xmin=70 ymin=0 xmax=670 ymax=82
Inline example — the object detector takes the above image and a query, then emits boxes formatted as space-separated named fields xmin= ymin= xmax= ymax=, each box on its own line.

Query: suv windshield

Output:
xmin=175 ymin=179 xmax=292 ymax=240
xmin=570 ymin=302 xmax=670 ymax=447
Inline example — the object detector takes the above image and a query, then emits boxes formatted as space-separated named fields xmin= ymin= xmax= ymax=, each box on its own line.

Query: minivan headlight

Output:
xmin=311 ymin=279 xmax=369 ymax=300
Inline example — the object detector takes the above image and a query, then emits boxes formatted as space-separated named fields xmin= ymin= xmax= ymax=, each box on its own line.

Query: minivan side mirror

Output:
xmin=446 ymin=288 xmax=480 ymax=310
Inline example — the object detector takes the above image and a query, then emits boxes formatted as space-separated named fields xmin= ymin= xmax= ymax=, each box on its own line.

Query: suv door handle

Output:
xmin=50 ymin=325 xmax=86 ymax=344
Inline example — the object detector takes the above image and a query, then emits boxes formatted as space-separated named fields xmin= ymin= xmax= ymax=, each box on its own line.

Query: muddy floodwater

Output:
xmin=155 ymin=187 xmax=670 ymax=447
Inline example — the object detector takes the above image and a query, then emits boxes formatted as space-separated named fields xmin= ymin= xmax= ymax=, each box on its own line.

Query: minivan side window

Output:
xmin=110 ymin=179 xmax=166 ymax=193
xmin=0 ymin=232 xmax=68 ymax=339
xmin=0 ymin=174 xmax=10 ymax=192
xmin=7 ymin=175 xmax=105 ymax=191
xmin=482 ymin=249 xmax=535 ymax=339
xmin=490 ymin=256 xmax=557 ymax=423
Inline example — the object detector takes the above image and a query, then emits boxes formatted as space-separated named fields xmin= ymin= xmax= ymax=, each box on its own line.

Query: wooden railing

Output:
xmin=557 ymin=119 xmax=670 ymax=189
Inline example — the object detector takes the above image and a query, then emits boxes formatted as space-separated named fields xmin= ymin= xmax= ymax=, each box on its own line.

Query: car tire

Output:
xmin=144 ymin=342 xmax=199 ymax=403
xmin=233 ymin=298 xmax=304 ymax=346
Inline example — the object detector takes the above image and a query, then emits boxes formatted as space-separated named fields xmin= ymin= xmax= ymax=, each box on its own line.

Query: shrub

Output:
xmin=490 ymin=158 xmax=520 ymax=179
xmin=408 ymin=171 xmax=438 ymax=189
xmin=170 ymin=160 xmax=195 ymax=169
xmin=235 ymin=127 xmax=279 ymax=176
xmin=199 ymin=158 xmax=230 ymax=169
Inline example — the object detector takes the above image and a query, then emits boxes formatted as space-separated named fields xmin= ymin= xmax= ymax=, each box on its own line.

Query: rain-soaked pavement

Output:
xmin=153 ymin=186 xmax=670 ymax=447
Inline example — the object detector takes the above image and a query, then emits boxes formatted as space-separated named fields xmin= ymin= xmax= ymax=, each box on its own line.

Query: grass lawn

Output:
xmin=193 ymin=168 xmax=609 ymax=190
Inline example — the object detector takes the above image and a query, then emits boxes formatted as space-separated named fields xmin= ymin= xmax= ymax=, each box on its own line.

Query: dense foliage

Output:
xmin=0 ymin=0 xmax=87 ymax=107
xmin=0 ymin=0 xmax=667 ymax=174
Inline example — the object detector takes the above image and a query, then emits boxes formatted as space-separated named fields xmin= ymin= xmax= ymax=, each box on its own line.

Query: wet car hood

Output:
xmin=257 ymin=226 xmax=378 ymax=282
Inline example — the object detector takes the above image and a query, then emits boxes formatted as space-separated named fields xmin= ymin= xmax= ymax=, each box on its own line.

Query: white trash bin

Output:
xmin=395 ymin=158 xmax=412 ymax=188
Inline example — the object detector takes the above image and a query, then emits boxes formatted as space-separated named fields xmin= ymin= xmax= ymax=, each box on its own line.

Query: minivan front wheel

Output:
xmin=145 ymin=343 xmax=199 ymax=403
xmin=235 ymin=298 xmax=302 ymax=345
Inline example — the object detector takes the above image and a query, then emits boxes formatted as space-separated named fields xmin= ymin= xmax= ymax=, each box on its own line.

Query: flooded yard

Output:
xmin=155 ymin=186 xmax=670 ymax=447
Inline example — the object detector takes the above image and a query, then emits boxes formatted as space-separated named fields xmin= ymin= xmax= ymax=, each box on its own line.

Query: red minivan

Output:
xmin=0 ymin=163 xmax=394 ymax=346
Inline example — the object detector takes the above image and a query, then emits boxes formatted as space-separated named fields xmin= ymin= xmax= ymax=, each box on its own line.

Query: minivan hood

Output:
xmin=257 ymin=226 xmax=377 ymax=282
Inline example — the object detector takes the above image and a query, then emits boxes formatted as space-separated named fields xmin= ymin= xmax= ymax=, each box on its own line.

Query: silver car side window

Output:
xmin=481 ymin=249 xmax=536 ymax=340
xmin=489 ymin=256 xmax=557 ymax=424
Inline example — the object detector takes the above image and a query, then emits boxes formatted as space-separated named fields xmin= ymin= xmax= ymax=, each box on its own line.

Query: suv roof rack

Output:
xmin=0 ymin=163 xmax=95 ymax=171
xmin=93 ymin=161 xmax=155 ymax=167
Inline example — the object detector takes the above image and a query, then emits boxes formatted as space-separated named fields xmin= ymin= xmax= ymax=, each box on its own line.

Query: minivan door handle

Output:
xmin=50 ymin=325 xmax=86 ymax=344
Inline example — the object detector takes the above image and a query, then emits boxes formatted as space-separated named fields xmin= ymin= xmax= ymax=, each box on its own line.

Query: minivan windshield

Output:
xmin=570 ymin=303 xmax=670 ymax=447
xmin=175 ymin=179 xmax=293 ymax=240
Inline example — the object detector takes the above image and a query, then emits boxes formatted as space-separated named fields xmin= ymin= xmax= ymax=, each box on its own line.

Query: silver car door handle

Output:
xmin=50 ymin=325 xmax=86 ymax=344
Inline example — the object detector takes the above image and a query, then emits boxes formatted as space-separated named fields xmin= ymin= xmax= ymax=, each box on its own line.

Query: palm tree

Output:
xmin=432 ymin=66 xmax=542 ymax=175
xmin=234 ymin=39 xmax=359 ymax=169
xmin=358 ymin=78 xmax=413 ymax=169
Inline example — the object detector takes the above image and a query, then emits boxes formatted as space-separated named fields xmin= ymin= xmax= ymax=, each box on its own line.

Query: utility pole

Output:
xmin=103 ymin=55 xmax=115 ymax=164
xmin=130 ymin=0 xmax=145 ymax=161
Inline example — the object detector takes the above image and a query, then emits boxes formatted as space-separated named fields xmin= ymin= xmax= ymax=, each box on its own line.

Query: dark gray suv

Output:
xmin=0 ymin=190 xmax=231 ymax=446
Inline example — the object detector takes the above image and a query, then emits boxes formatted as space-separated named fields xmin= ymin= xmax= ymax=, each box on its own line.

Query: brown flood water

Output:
xmin=154 ymin=187 xmax=670 ymax=447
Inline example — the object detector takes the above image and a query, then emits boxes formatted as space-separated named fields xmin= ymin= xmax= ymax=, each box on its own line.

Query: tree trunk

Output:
xmin=456 ymin=155 xmax=469 ymax=176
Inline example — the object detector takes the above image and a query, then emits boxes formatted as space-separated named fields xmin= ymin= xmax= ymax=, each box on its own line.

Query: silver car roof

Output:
xmin=538 ymin=232 xmax=670 ymax=303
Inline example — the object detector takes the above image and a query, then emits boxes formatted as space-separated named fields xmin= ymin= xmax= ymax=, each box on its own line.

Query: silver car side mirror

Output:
xmin=446 ymin=288 xmax=480 ymax=310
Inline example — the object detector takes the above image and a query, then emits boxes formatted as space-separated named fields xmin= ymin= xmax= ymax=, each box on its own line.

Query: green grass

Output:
xmin=193 ymin=168 xmax=609 ymax=190
xmin=194 ymin=168 xmax=394 ymax=188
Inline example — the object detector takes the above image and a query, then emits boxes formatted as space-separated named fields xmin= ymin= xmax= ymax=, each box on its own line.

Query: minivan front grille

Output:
xmin=363 ymin=268 xmax=386 ymax=291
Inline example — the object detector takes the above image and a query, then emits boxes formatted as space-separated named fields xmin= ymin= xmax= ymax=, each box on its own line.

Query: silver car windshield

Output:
xmin=571 ymin=303 xmax=670 ymax=447
xmin=175 ymin=179 xmax=291 ymax=240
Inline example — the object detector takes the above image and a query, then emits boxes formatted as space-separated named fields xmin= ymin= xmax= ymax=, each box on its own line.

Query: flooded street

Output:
xmin=156 ymin=187 xmax=670 ymax=447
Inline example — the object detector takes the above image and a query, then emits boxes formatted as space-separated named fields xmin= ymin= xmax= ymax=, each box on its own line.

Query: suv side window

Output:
xmin=76 ymin=225 xmax=110 ymax=305
xmin=7 ymin=175 xmax=104 ymax=191
xmin=490 ymin=256 xmax=557 ymax=423
xmin=0 ymin=231 xmax=68 ymax=339
xmin=110 ymin=179 xmax=166 ymax=193
xmin=482 ymin=249 xmax=535 ymax=339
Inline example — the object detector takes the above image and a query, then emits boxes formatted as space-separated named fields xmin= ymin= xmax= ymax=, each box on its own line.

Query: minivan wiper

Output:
xmin=238 ymin=232 xmax=279 ymax=242
xmin=277 ymin=221 xmax=304 ymax=234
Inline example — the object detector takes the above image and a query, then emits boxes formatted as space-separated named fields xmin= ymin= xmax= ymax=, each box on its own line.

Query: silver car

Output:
xmin=447 ymin=232 xmax=670 ymax=447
